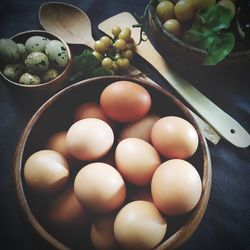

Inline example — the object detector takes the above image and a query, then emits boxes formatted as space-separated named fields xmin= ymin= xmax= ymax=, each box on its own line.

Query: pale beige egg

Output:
xmin=114 ymin=200 xmax=167 ymax=250
xmin=24 ymin=149 xmax=69 ymax=193
xmin=151 ymin=159 xmax=202 ymax=215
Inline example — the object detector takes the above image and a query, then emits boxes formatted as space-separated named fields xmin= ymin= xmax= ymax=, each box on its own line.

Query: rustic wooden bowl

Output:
xmin=0 ymin=30 xmax=72 ymax=95
xmin=13 ymin=76 xmax=212 ymax=250
xmin=148 ymin=1 xmax=250 ymax=69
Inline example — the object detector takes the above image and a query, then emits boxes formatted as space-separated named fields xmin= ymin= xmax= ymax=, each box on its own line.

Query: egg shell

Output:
xmin=74 ymin=102 xmax=114 ymax=128
xmin=42 ymin=68 xmax=59 ymax=82
xmin=90 ymin=214 xmax=119 ymax=250
xmin=151 ymin=159 xmax=202 ymax=215
xmin=25 ymin=51 xmax=49 ymax=73
xmin=3 ymin=64 xmax=24 ymax=81
xmin=45 ymin=40 xmax=69 ymax=68
xmin=115 ymin=138 xmax=161 ymax=186
xmin=0 ymin=38 xmax=20 ymax=63
xmin=47 ymin=187 xmax=88 ymax=228
xmin=19 ymin=72 xmax=41 ymax=85
xmin=16 ymin=43 xmax=27 ymax=61
xmin=118 ymin=114 xmax=160 ymax=143
xmin=24 ymin=150 xmax=69 ymax=193
xmin=151 ymin=116 xmax=199 ymax=159
xmin=114 ymin=200 xmax=167 ymax=250
xmin=100 ymin=81 xmax=152 ymax=122
xmin=74 ymin=162 xmax=126 ymax=213
xmin=25 ymin=35 xmax=49 ymax=53
xmin=66 ymin=118 xmax=114 ymax=161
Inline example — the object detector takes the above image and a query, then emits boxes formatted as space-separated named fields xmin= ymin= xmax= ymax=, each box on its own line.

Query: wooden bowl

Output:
xmin=0 ymin=30 xmax=72 ymax=95
xmin=148 ymin=1 xmax=250 ymax=69
xmin=13 ymin=76 xmax=212 ymax=250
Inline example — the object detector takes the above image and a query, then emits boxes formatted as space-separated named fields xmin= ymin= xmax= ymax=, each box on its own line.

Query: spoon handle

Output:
xmin=98 ymin=12 xmax=250 ymax=148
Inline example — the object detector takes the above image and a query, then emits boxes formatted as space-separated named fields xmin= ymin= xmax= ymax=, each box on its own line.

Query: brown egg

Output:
xmin=151 ymin=159 xmax=202 ymax=215
xmin=47 ymin=131 xmax=72 ymax=161
xmin=24 ymin=150 xmax=69 ymax=193
xmin=151 ymin=116 xmax=199 ymax=159
xmin=66 ymin=118 xmax=114 ymax=161
xmin=100 ymin=81 xmax=151 ymax=123
xmin=90 ymin=214 xmax=119 ymax=250
xmin=114 ymin=200 xmax=167 ymax=250
xmin=73 ymin=102 xmax=114 ymax=127
xmin=74 ymin=162 xmax=126 ymax=213
xmin=47 ymin=187 xmax=87 ymax=228
xmin=118 ymin=114 xmax=160 ymax=143
xmin=115 ymin=138 xmax=161 ymax=186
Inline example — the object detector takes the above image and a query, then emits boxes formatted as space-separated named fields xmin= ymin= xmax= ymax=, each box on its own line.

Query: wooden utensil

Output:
xmin=98 ymin=12 xmax=250 ymax=148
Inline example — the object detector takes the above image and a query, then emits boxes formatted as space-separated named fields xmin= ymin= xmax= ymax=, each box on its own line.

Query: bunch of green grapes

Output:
xmin=93 ymin=26 xmax=135 ymax=73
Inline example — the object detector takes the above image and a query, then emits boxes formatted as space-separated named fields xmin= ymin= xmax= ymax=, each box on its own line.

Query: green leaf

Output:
xmin=184 ymin=4 xmax=235 ymax=65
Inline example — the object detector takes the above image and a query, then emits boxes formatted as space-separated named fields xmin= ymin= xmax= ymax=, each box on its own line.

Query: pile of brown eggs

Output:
xmin=23 ymin=80 xmax=202 ymax=250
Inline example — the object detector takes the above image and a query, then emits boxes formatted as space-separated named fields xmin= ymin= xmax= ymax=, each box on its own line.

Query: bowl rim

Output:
xmin=149 ymin=1 xmax=250 ymax=59
xmin=12 ymin=75 xmax=212 ymax=250
xmin=0 ymin=29 xmax=72 ymax=89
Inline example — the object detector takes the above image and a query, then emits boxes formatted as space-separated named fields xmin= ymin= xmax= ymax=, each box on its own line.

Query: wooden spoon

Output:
xmin=39 ymin=3 xmax=250 ymax=148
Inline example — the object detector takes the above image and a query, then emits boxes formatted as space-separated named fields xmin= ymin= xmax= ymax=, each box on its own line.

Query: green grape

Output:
xmin=163 ymin=19 xmax=182 ymax=36
xmin=100 ymin=36 xmax=112 ymax=48
xmin=102 ymin=57 xmax=113 ymax=69
xmin=175 ymin=0 xmax=195 ymax=22
xmin=156 ymin=1 xmax=175 ymax=22
xmin=117 ymin=58 xmax=130 ymax=70
xmin=122 ymin=49 xmax=133 ymax=60
xmin=118 ymin=28 xmax=132 ymax=41
xmin=112 ymin=26 xmax=122 ymax=37
xmin=94 ymin=40 xmax=109 ymax=54
xmin=114 ymin=39 xmax=127 ymax=51
xmin=92 ymin=51 xmax=103 ymax=61
xmin=112 ymin=61 xmax=119 ymax=72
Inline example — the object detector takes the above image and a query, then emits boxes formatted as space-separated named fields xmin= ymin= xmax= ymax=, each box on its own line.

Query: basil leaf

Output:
xmin=184 ymin=4 xmax=235 ymax=65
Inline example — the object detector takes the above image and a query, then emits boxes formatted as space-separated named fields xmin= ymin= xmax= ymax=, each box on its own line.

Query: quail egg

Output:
xmin=3 ymin=64 xmax=24 ymax=81
xmin=19 ymin=72 xmax=41 ymax=85
xmin=0 ymin=38 xmax=20 ymax=63
xmin=25 ymin=52 xmax=49 ymax=73
xmin=42 ymin=69 xmax=59 ymax=82
xmin=25 ymin=36 xmax=50 ymax=54
xmin=45 ymin=40 xmax=69 ymax=68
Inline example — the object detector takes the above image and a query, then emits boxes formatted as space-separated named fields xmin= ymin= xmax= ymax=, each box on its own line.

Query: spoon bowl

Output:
xmin=39 ymin=2 xmax=95 ymax=48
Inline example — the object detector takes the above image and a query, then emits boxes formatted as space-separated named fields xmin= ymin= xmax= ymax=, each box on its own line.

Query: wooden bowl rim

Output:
xmin=12 ymin=75 xmax=212 ymax=250
xmin=0 ymin=30 xmax=72 ymax=89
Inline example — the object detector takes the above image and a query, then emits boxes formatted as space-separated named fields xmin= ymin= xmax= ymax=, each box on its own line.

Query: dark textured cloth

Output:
xmin=0 ymin=1 xmax=249 ymax=250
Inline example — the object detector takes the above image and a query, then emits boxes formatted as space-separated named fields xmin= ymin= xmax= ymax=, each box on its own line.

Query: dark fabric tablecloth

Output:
xmin=0 ymin=1 xmax=249 ymax=249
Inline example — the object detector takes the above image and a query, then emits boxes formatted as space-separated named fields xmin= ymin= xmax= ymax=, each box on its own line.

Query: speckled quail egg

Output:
xmin=45 ymin=40 xmax=69 ymax=68
xmin=19 ymin=72 xmax=41 ymax=85
xmin=17 ymin=43 xmax=27 ymax=61
xmin=0 ymin=38 xmax=20 ymax=63
xmin=25 ymin=36 xmax=50 ymax=54
xmin=42 ymin=69 xmax=59 ymax=82
xmin=25 ymin=52 xmax=49 ymax=73
xmin=3 ymin=64 xmax=24 ymax=81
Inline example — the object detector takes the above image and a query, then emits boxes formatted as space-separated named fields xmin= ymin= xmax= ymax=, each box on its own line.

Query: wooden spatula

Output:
xmin=98 ymin=12 xmax=250 ymax=148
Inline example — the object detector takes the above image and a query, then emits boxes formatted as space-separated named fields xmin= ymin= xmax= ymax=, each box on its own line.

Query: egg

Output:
xmin=25 ymin=51 xmax=49 ymax=73
xmin=118 ymin=114 xmax=160 ymax=143
xmin=66 ymin=118 xmax=114 ymax=161
xmin=47 ymin=131 xmax=72 ymax=161
xmin=0 ymin=38 xmax=20 ymax=63
xmin=24 ymin=150 xmax=69 ymax=193
xmin=16 ymin=43 xmax=27 ymax=61
xmin=45 ymin=40 xmax=69 ymax=68
xmin=47 ymin=187 xmax=87 ymax=228
xmin=115 ymin=138 xmax=161 ymax=186
xmin=42 ymin=68 xmax=59 ymax=82
xmin=100 ymin=81 xmax=151 ymax=122
xmin=151 ymin=116 xmax=199 ymax=159
xmin=3 ymin=64 xmax=24 ymax=81
xmin=25 ymin=35 xmax=49 ymax=53
xmin=90 ymin=214 xmax=119 ymax=250
xmin=19 ymin=72 xmax=41 ymax=85
xmin=74 ymin=162 xmax=126 ymax=213
xmin=151 ymin=159 xmax=202 ymax=215
xmin=74 ymin=102 xmax=114 ymax=127
xmin=114 ymin=200 xmax=167 ymax=250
